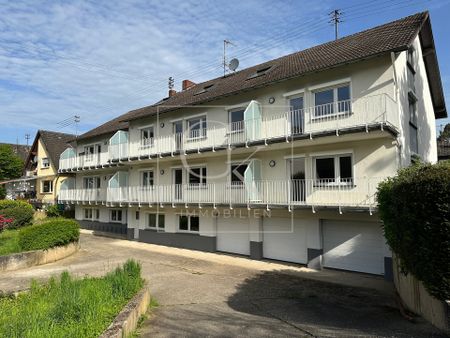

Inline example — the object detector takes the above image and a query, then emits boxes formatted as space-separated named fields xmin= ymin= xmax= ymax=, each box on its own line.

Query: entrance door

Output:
xmin=288 ymin=158 xmax=305 ymax=202
xmin=173 ymin=120 xmax=183 ymax=151
xmin=289 ymin=96 xmax=304 ymax=135
xmin=173 ymin=168 xmax=183 ymax=200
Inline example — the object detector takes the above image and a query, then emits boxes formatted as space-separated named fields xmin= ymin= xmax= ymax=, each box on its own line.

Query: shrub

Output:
xmin=377 ymin=161 xmax=450 ymax=300
xmin=0 ymin=215 xmax=13 ymax=231
xmin=0 ymin=200 xmax=34 ymax=228
xmin=46 ymin=204 xmax=62 ymax=217
xmin=19 ymin=217 xmax=80 ymax=251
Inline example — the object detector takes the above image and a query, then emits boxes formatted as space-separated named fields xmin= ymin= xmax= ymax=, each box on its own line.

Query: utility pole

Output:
xmin=74 ymin=115 xmax=80 ymax=137
xmin=25 ymin=134 xmax=30 ymax=147
xmin=329 ymin=9 xmax=343 ymax=40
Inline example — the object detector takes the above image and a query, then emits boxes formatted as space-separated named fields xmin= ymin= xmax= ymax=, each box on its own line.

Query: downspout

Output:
xmin=391 ymin=51 xmax=403 ymax=169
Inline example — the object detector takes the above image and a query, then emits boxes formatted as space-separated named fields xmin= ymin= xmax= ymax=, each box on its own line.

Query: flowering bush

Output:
xmin=0 ymin=215 xmax=14 ymax=231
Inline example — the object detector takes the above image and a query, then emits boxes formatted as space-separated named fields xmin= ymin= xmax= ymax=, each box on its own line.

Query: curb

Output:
xmin=100 ymin=283 xmax=151 ymax=338
xmin=0 ymin=241 xmax=80 ymax=272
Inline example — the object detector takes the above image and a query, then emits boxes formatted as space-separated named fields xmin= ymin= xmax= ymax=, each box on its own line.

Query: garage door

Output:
xmin=322 ymin=220 xmax=384 ymax=275
xmin=263 ymin=217 xmax=307 ymax=264
xmin=217 ymin=217 xmax=250 ymax=255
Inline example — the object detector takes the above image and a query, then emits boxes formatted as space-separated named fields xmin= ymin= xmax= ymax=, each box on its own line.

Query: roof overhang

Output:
xmin=417 ymin=14 xmax=447 ymax=119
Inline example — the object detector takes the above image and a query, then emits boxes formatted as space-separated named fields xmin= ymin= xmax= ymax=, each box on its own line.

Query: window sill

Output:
xmin=177 ymin=230 xmax=200 ymax=234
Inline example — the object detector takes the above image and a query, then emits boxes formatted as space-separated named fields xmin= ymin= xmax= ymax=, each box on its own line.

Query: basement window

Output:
xmin=178 ymin=215 xmax=199 ymax=232
xmin=148 ymin=213 xmax=165 ymax=231
xmin=247 ymin=66 xmax=272 ymax=80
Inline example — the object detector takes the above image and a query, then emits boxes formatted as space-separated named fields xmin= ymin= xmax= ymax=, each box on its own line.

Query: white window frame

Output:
xmin=84 ymin=208 xmax=99 ymax=221
xmin=228 ymin=107 xmax=246 ymax=133
xmin=41 ymin=180 xmax=53 ymax=193
xmin=187 ymin=166 xmax=207 ymax=187
xmin=83 ymin=176 xmax=101 ymax=189
xmin=312 ymin=81 xmax=352 ymax=119
xmin=41 ymin=157 xmax=50 ymax=169
xmin=83 ymin=143 xmax=101 ymax=162
xmin=177 ymin=214 xmax=200 ymax=233
xmin=147 ymin=213 xmax=165 ymax=231
xmin=313 ymin=153 xmax=354 ymax=186
xmin=186 ymin=114 xmax=207 ymax=140
xmin=141 ymin=170 xmax=154 ymax=188
xmin=139 ymin=124 xmax=155 ymax=148
xmin=110 ymin=209 xmax=123 ymax=223
xmin=230 ymin=162 xmax=249 ymax=187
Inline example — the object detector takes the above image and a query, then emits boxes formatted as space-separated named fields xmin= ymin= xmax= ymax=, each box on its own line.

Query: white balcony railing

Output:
xmin=59 ymin=94 xmax=398 ymax=171
xmin=58 ymin=188 xmax=107 ymax=203
xmin=59 ymin=178 xmax=384 ymax=209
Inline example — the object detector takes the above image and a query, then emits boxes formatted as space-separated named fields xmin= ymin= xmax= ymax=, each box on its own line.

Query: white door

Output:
xmin=322 ymin=220 xmax=384 ymax=275
xmin=263 ymin=217 xmax=307 ymax=264
xmin=217 ymin=217 xmax=250 ymax=255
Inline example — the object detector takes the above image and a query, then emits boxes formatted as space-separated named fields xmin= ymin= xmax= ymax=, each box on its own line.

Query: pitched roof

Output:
xmin=25 ymin=130 xmax=76 ymax=171
xmin=77 ymin=11 xmax=445 ymax=141
xmin=0 ymin=143 xmax=30 ymax=162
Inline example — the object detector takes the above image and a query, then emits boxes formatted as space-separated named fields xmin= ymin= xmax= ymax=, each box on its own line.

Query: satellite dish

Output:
xmin=228 ymin=58 xmax=239 ymax=71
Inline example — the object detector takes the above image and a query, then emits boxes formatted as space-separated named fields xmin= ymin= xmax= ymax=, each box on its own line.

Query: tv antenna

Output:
xmin=329 ymin=9 xmax=343 ymax=40
xmin=168 ymin=76 xmax=174 ymax=90
xmin=25 ymin=134 xmax=30 ymax=146
xmin=223 ymin=40 xmax=238 ymax=76
xmin=74 ymin=115 xmax=80 ymax=136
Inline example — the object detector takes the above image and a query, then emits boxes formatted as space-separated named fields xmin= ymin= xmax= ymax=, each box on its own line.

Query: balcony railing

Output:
xmin=59 ymin=94 xmax=398 ymax=171
xmin=59 ymin=178 xmax=384 ymax=209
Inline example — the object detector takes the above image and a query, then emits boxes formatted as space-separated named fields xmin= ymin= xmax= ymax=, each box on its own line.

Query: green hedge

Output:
xmin=0 ymin=200 xmax=34 ymax=229
xmin=19 ymin=218 xmax=80 ymax=251
xmin=377 ymin=161 xmax=450 ymax=300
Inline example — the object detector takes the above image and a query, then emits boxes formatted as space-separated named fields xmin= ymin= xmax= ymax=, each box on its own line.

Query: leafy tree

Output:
xmin=438 ymin=123 xmax=450 ymax=141
xmin=0 ymin=145 xmax=24 ymax=199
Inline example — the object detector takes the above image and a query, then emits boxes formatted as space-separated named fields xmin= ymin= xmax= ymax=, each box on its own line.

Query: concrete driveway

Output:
xmin=0 ymin=231 xmax=445 ymax=337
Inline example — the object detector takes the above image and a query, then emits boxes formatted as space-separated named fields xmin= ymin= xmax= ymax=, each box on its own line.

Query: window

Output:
xmin=41 ymin=157 xmax=50 ymax=168
xmin=187 ymin=116 xmax=207 ymax=139
xmin=84 ymin=208 xmax=99 ymax=220
xmin=231 ymin=164 xmax=248 ymax=185
xmin=110 ymin=209 xmax=123 ymax=222
xmin=140 ymin=126 xmax=154 ymax=147
xmin=42 ymin=180 xmax=53 ymax=193
xmin=229 ymin=108 xmax=245 ymax=132
xmin=148 ymin=213 xmax=165 ymax=230
xmin=83 ymin=177 xmax=101 ymax=189
xmin=142 ymin=170 xmax=154 ymax=188
xmin=178 ymin=215 xmax=199 ymax=232
xmin=247 ymin=66 xmax=272 ymax=79
xmin=189 ymin=167 xmax=207 ymax=186
xmin=84 ymin=145 xmax=95 ymax=161
xmin=135 ymin=211 xmax=140 ymax=220
xmin=314 ymin=154 xmax=353 ymax=184
xmin=409 ymin=96 xmax=418 ymax=154
xmin=314 ymin=84 xmax=351 ymax=117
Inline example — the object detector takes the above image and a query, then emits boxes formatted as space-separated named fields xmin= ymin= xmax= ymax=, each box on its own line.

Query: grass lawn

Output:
xmin=0 ymin=260 xmax=144 ymax=338
xmin=0 ymin=229 xmax=21 ymax=256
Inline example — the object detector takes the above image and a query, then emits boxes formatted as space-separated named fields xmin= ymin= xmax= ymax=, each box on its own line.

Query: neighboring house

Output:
xmin=57 ymin=12 xmax=446 ymax=279
xmin=437 ymin=140 xmax=450 ymax=161
xmin=0 ymin=143 xmax=30 ymax=162
xmin=23 ymin=130 xmax=75 ymax=206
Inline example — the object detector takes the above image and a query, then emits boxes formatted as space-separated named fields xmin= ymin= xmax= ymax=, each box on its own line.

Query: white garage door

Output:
xmin=322 ymin=220 xmax=384 ymax=275
xmin=263 ymin=217 xmax=307 ymax=264
xmin=217 ymin=217 xmax=250 ymax=255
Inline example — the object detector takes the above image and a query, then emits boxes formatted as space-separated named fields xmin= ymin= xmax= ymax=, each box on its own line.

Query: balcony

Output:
xmin=59 ymin=94 xmax=398 ymax=171
xmin=59 ymin=178 xmax=384 ymax=211
xmin=58 ymin=188 xmax=107 ymax=204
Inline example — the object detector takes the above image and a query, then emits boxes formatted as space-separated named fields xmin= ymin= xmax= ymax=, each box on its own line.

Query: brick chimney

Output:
xmin=182 ymin=79 xmax=196 ymax=91
xmin=169 ymin=89 xmax=177 ymax=97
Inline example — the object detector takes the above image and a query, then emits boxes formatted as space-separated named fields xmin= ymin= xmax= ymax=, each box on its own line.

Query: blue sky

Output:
xmin=1 ymin=0 xmax=449 ymax=144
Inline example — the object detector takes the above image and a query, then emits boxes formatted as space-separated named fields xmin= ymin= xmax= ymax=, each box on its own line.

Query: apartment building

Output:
xmin=58 ymin=12 xmax=446 ymax=277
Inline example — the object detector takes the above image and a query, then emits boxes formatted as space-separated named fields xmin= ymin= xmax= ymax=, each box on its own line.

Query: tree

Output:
xmin=437 ymin=123 xmax=450 ymax=141
xmin=0 ymin=145 xmax=24 ymax=199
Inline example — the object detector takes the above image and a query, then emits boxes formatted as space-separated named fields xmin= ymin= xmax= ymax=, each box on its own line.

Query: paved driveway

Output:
xmin=0 ymin=232 xmax=445 ymax=337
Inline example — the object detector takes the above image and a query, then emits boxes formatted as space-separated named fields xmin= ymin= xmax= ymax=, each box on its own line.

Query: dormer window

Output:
xmin=247 ymin=66 xmax=272 ymax=80
xmin=194 ymin=84 xmax=214 ymax=95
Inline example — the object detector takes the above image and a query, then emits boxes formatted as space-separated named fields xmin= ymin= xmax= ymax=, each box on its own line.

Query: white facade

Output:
xmin=59 ymin=27 xmax=444 ymax=278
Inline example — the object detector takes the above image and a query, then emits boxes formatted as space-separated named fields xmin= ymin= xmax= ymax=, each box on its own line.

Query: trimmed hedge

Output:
xmin=0 ymin=200 xmax=34 ymax=229
xmin=377 ymin=161 xmax=450 ymax=300
xmin=19 ymin=218 xmax=80 ymax=251
xmin=46 ymin=204 xmax=62 ymax=217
